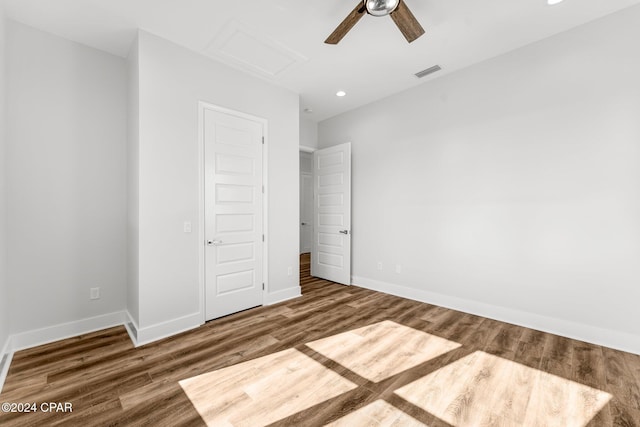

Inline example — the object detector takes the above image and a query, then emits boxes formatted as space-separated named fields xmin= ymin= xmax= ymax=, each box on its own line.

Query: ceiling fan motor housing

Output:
xmin=365 ymin=0 xmax=400 ymax=17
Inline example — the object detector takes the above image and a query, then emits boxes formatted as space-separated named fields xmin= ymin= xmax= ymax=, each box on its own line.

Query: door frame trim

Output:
xmin=300 ymin=171 xmax=313 ymax=254
xmin=197 ymin=101 xmax=269 ymax=324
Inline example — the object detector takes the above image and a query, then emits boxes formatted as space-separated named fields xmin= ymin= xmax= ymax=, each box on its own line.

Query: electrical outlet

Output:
xmin=395 ymin=264 xmax=402 ymax=274
xmin=183 ymin=221 xmax=192 ymax=233
xmin=287 ymin=266 xmax=293 ymax=276
xmin=90 ymin=287 xmax=100 ymax=300
xmin=377 ymin=262 xmax=383 ymax=271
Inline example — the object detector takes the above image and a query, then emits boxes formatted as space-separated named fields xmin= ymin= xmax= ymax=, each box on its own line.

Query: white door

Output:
xmin=311 ymin=143 xmax=351 ymax=285
xmin=300 ymin=173 xmax=313 ymax=254
xmin=204 ymin=107 xmax=264 ymax=321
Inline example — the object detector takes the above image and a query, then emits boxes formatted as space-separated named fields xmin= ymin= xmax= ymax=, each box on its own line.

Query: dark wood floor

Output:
xmin=1 ymin=254 xmax=639 ymax=426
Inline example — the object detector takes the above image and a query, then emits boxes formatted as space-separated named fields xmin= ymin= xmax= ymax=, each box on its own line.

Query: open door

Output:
xmin=311 ymin=143 xmax=351 ymax=285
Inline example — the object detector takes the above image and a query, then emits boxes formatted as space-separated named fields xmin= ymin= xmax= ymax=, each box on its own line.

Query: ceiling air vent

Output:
xmin=415 ymin=65 xmax=442 ymax=79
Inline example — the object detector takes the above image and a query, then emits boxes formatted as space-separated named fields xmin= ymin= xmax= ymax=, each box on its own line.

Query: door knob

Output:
xmin=301 ymin=222 xmax=308 ymax=225
xmin=207 ymin=240 xmax=223 ymax=246
xmin=339 ymin=230 xmax=350 ymax=235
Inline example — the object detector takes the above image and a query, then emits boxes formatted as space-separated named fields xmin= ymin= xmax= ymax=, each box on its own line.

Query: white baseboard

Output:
xmin=0 ymin=336 xmax=14 ymax=394
xmin=133 ymin=312 xmax=202 ymax=347
xmin=264 ymin=286 xmax=302 ymax=305
xmin=0 ymin=310 xmax=203 ymax=389
xmin=2 ymin=308 xmax=203 ymax=354
xmin=123 ymin=311 xmax=139 ymax=346
xmin=352 ymin=275 xmax=640 ymax=356
xmin=10 ymin=311 xmax=127 ymax=352
xmin=0 ymin=334 xmax=11 ymax=363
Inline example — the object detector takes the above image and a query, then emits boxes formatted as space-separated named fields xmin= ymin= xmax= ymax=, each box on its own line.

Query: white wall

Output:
xmin=319 ymin=6 xmax=640 ymax=353
xmin=0 ymin=3 xmax=10 ymax=355
xmin=131 ymin=31 xmax=299 ymax=340
xmin=6 ymin=21 xmax=128 ymax=334
xmin=300 ymin=116 xmax=318 ymax=150
xmin=126 ymin=36 xmax=140 ymax=327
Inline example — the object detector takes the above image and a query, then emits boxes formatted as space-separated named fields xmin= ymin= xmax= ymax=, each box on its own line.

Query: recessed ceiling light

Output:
xmin=336 ymin=91 xmax=347 ymax=97
xmin=548 ymin=0 xmax=564 ymax=5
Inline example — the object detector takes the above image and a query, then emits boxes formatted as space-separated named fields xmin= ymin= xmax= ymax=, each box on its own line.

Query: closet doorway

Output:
xmin=300 ymin=151 xmax=313 ymax=254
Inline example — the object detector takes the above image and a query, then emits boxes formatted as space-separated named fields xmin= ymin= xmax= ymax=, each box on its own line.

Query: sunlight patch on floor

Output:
xmin=395 ymin=351 xmax=612 ymax=427
xmin=307 ymin=320 xmax=461 ymax=382
xmin=179 ymin=348 xmax=357 ymax=426
xmin=325 ymin=399 xmax=427 ymax=427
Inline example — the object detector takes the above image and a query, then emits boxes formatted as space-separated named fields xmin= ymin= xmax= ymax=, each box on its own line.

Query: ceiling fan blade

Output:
xmin=325 ymin=2 xmax=367 ymax=45
xmin=390 ymin=0 xmax=425 ymax=43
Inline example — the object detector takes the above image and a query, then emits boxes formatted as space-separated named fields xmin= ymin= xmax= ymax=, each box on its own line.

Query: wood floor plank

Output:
xmin=602 ymin=347 xmax=640 ymax=410
xmin=623 ymin=351 xmax=640 ymax=405
xmin=484 ymin=322 xmax=526 ymax=360
xmin=608 ymin=399 xmax=640 ymax=427
xmin=573 ymin=342 xmax=607 ymax=388
xmin=462 ymin=317 xmax=503 ymax=350
xmin=540 ymin=333 xmax=574 ymax=379
xmin=514 ymin=328 xmax=547 ymax=370
xmin=587 ymin=400 xmax=614 ymax=427
xmin=323 ymin=399 xmax=427 ymax=427
xmin=0 ymin=253 xmax=635 ymax=426
xmin=439 ymin=312 xmax=485 ymax=344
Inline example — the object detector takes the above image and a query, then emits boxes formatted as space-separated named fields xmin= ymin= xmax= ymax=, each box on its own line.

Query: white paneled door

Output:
xmin=204 ymin=107 xmax=264 ymax=321
xmin=311 ymin=143 xmax=351 ymax=285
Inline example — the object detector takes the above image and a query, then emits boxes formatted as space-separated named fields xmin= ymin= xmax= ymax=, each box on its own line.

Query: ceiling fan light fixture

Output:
xmin=365 ymin=0 xmax=400 ymax=17
xmin=325 ymin=0 xmax=424 ymax=44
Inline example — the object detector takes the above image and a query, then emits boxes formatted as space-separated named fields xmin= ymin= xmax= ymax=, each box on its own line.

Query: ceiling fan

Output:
xmin=325 ymin=0 xmax=425 ymax=45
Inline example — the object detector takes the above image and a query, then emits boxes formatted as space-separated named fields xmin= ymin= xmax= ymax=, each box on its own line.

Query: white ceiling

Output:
xmin=3 ymin=0 xmax=640 ymax=122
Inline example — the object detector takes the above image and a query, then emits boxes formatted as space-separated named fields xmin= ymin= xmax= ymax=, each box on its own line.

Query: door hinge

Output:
xmin=262 ymin=234 xmax=265 ymax=242
xmin=262 ymin=185 xmax=264 ymax=194
xmin=262 ymin=283 xmax=265 ymax=290
xmin=262 ymin=136 xmax=264 ymax=145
